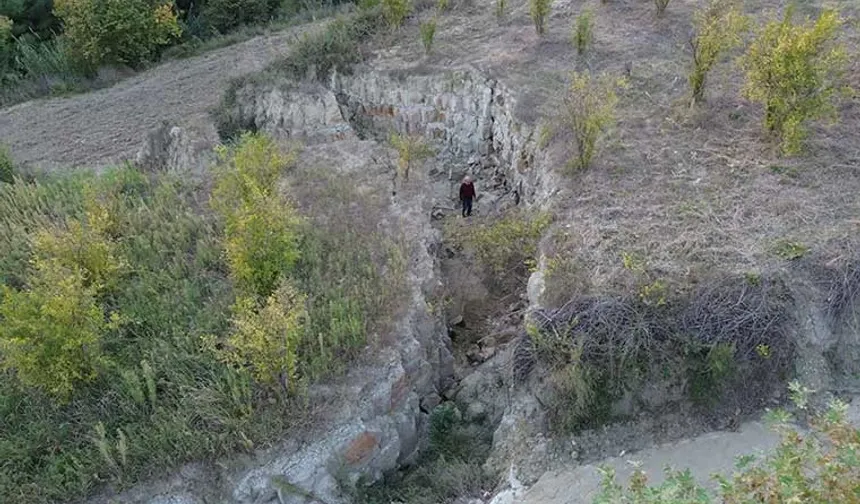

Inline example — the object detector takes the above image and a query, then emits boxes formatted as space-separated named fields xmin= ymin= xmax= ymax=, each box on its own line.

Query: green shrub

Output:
xmin=653 ymin=0 xmax=670 ymax=16
xmin=560 ymin=71 xmax=625 ymax=172
xmin=200 ymin=0 xmax=274 ymax=33
xmin=742 ymin=7 xmax=849 ymax=154
xmin=688 ymin=0 xmax=747 ymax=103
xmin=529 ymin=0 xmax=551 ymax=35
xmin=382 ymin=0 xmax=411 ymax=29
xmin=211 ymin=133 xmax=302 ymax=298
xmin=53 ymin=0 xmax=182 ymax=70
xmin=0 ymin=143 xmax=14 ymax=184
xmin=572 ymin=8 xmax=593 ymax=56
xmin=594 ymin=397 xmax=860 ymax=504
xmin=420 ymin=16 xmax=436 ymax=55
xmin=0 ymin=258 xmax=115 ymax=401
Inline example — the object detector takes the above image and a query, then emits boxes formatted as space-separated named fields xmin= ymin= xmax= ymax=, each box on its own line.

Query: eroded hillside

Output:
xmin=1 ymin=0 xmax=860 ymax=503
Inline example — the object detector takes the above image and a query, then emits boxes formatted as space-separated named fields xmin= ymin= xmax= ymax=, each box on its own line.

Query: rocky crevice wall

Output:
xmin=226 ymin=66 xmax=560 ymax=209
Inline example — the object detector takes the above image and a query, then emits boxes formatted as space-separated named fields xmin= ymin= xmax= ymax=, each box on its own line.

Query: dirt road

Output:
xmin=0 ymin=26 xmax=314 ymax=171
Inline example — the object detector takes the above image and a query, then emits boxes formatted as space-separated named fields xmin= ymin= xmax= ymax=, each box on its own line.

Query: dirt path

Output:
xmin=0 ymin=25 xmax=318 ymax=171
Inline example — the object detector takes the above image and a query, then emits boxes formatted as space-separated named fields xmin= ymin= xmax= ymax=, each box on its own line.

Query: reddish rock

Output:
xmin=344 ymin=431 xmax=379 ymax=465
xmin=389 ymin=373 xmax=410 ymax=411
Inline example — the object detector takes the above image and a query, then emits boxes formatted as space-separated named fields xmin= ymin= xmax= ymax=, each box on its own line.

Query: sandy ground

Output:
xmin=0 ymin=25 xmax=319 ymax=171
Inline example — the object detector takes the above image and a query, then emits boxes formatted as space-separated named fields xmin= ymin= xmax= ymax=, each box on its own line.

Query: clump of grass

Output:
xmin=382 ymin=0 xmax=412 ymax=29
xmin=420 ymin=17 xmax=437 ymax=55
xmin=529 ymin=0 xmax=552 ymax=35
xmin=572 ymin=8 xmax=594 ymax=56
xmin=495 ymin=0 xmax=506 ymax=21
xmin=0 ymin=144 xmax=14 ymax=184
xmin=774 ymin=240 xmax=809 ymax=260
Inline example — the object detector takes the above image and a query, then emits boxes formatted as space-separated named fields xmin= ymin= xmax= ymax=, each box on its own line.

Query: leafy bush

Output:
xmin=572 ymin=8 xmax=593 ymax=56
xmin=200 ymin=0 xmax=275 ymax=34
xmin=420 ymin=16 xmax=436 ymax=55
xmin=53 ymin=0 xmax=182 ymax=70
xmin=0 ymin=258 xmax=114 ymax=401
xmin=0 ymin=143 xmax=14 ymax=184
xmin=529 ymin=0 xmax=551 ymax=35
xmin=688 ymin=0 xmax=747 ymax=103
xmin=653 ymin=0 xmax=670 ymax=16
xmin=560 ymin=71 xmax=625 ymax=172
xmin=211 ymin=133 xmax=301 ymax=298
xmin=742 ymin=7 xmax=849 ymax=154
xmin=594 ymin=397 xmax=860 ymax=504
xmin=382 ymin=0 xmax=411 ymax=29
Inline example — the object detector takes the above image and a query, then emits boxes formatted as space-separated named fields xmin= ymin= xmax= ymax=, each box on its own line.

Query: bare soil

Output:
xmin=0 ymin=24 xmax=321 ymax=171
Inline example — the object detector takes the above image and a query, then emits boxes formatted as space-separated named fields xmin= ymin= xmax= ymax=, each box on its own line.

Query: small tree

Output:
xmin=420 ymin=17 xmax=436 ymax=56
xmin=389 ymin=132 xmax=434 ymax=181
xmin=219 ymin=280 xmax=307 ymax=392
xmin=742 ymin=7 xmax=849 ymax=155
xmin=53 ymin=0 xmax=181 ymax=70
xmin=0 ymin=16 xmax=13 ymax=82
xmin=496 ymin=0 xmax=506 ymax=21
xmin=382 ymin=0 xmax=411 ymax=29
xmin=654 ymin=0 xmax=670 ymax=17
xmin=560 ymin=71 xmax=625 ymax=172
xmin=689 ymin=0 xmax=748 ymax=103
xmin=529 ymin=0 xmax=551 ymax=36
xmin=572 ymin=9 xmax=594 ymax=56
xmin=211 ymin=133 xmax=303 ymax=299
xmin=0 ymin=259 xmax=115 ymax=401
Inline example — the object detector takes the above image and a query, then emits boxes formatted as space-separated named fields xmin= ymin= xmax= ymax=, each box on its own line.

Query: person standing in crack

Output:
xmin=459 ymin=175 xmax=476 ymax=218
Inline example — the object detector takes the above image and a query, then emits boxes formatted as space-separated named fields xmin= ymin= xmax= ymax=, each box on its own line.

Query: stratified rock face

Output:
xmin=224 ymin=66 xmax=559 ymax=208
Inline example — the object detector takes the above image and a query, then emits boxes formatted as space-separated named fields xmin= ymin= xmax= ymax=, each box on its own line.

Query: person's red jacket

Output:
xmin=459 ymin=182 xmax=476 ymax=200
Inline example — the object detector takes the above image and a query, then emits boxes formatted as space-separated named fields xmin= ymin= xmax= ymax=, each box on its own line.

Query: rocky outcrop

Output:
xmin=221 ymin=66 xmax=561 ymax=209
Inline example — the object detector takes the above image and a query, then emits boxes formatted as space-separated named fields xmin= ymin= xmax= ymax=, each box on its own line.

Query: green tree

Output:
xmin=212 ymin=133 xmax=302 ymax=298
xmin=741 ymin=7 xmax=849 ymax=154
xmin=0 ymin=258 xmax=115 ymax=400
xmin=53 ymin=0 xmax=182 ymax=70
xmin=0 ymin=15 xmax=13 ymax=82
xmin=688 ymin=0 xmax=747 ymax=103
xmin=420 ymin=16 xmax=436 ymax=56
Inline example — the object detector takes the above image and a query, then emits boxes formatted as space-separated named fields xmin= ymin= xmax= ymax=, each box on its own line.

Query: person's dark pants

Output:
xmin=462 ymin=197 xmax=473 ymax=217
